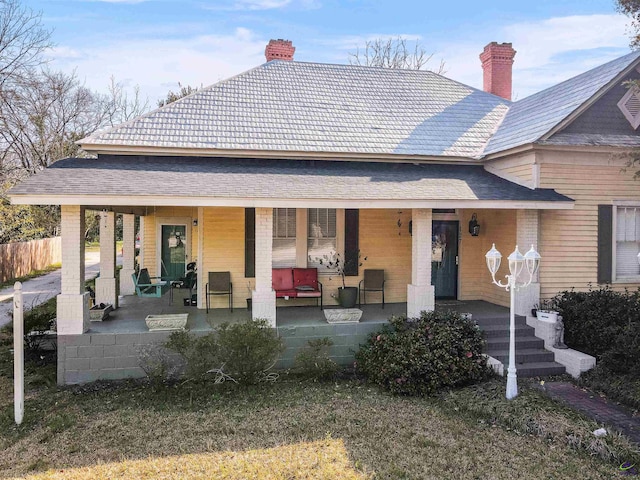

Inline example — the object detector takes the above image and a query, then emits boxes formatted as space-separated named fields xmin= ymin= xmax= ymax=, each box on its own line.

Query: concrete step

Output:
xmin=485 ymin=336 xmax=545 ymax=351
xmin=473 ymin=315 xmax=527 ymax=327
xmin=515 ymin=361 xmax=566 ymax=378
xmin=488 ymin=348 xmax=555 ymax=364
xmin=481 ymin=324 xmax=536 ymax=338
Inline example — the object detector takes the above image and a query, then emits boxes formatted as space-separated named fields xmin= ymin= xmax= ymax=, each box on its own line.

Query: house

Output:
xmin=9 ymin=40 xmax=640 ymax=384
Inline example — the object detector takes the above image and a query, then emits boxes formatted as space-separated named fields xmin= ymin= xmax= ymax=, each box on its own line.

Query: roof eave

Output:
xmin=8 ymin=192 xmax=574 ymax=210
xmin=77 ymin=143 xmax=482 ymax=164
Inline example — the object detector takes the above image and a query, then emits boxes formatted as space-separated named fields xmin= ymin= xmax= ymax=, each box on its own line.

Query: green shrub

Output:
xmin=165 ymin=320 xmax=284 ymax=384
xmin=553 ymin=286 xmax=640 ymax=359
xmin=355 ymin=310 xmax=489 ymax=396
xmin=217 ymin=319 xmax=284 ymax=384
xmin=294 ymin=337 xmax=339 ymax=381
xmin=165 ymin=330 xmax=220 ymax=381
xmin=553 ymin=286 xmax=640 ymax=379
xmin=137 ymin=343 xmax=181 ymax=384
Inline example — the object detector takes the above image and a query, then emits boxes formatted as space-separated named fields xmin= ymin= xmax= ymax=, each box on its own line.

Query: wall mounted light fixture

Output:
xmin=468 ymin=213 xmax=480 ymax=236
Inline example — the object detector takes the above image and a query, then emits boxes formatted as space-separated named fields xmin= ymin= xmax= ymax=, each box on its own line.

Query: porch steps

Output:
xmin=475 ymin=314 xmax=566 ymax=378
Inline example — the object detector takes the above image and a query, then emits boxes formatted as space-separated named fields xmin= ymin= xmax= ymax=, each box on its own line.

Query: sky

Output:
xmin=22 ymin=0 xmax=637 ymax=104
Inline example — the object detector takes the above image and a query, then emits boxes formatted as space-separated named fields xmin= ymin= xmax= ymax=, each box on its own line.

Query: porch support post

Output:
xmin=119 ymin=214 xmax=136 ymax=296
xmin=515 ymin=209 xmax=540 ymax=317
xmin=95 ymin=211 xmax=118 ymax=308
xmin=197 ymin=207 xmax=204 ymax=309
xmin=407 ymin=208 xmax=435 ymax=317
xmin=56 ymin=205 xmax=90 ymax=334
xmin=252 ymin=207 xmax=276 ymax=326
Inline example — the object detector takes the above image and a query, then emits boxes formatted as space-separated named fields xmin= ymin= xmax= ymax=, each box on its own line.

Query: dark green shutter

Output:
xmin=245 ymin=208 xmax=255 ymax=278
xmin=597 ymin=205 xmax=612 ymax=284
xmin=344 ymin=209 xmax=359 ymax=276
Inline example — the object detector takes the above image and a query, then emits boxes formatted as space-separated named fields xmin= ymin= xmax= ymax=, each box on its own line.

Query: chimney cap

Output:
xmin=265 ymin=39 xmax=295 ymax=62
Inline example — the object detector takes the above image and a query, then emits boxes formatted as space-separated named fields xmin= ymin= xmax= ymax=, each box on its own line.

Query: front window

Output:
xmin=616 ymin=206 xmax=640 ymax=278
xmin=307 ymin=208 xmax=337 ymax=269
xmin=272 ymin=208 xmax=296 ymax=267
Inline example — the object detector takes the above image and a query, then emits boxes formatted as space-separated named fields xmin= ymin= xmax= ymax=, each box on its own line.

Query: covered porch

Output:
xmin=9 ymin=156 xmax=574 ymax=384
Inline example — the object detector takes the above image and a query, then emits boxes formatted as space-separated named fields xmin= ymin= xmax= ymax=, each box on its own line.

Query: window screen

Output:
xmin=272 ymin=208 xmax=296 ymax=268
xmin=616 ymin=207 xmax=640 ymax=277
xmin=307 ymin=208 xmax=337 ymax=269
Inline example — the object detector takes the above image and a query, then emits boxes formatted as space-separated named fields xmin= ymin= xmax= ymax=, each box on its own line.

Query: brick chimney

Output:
xmin=479 ymin=42 xmax=516 ymax=100
xmin=265 ymin=39 xmax=295 ymax=62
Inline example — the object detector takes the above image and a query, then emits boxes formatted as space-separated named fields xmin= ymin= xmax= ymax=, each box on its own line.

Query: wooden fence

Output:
xmin=0 ymin=237 xmax=62 ymax=284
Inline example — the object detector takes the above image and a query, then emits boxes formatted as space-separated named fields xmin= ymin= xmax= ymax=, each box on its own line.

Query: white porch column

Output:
xmin=119 ymin=214 xmax=136 ymax=296
xmin=407 ymin=208 xmax=435 ymax=317
xmin=57 ymin=205 xmax=90 ymax=334
xmin=252 ymin=207 xmax=276 ymax=326
xmin=95 ymin=211 xmax=118 ymax=308
xmin=197 ymin=207 xmax=204 ymax=309
xmin=515 ymin=209 xmax=540 ymax=316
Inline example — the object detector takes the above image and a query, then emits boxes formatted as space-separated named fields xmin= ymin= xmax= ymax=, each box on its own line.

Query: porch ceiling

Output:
xmin=9 ymin=156 xmax=573 ymax=209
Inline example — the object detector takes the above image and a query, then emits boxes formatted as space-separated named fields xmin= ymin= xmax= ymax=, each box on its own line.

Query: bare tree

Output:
xmin=104 ymin=76 xmax=149 ymax=126
xmin=617 ymin=0 xmax=640 ymax=47
xmin=0 ymin=69 xmax=105 ymax=174
xmin=349 ymin=37 xmax=446 ymax=73
xmin=0 ymin=0 xmax=51 ymax=88
xmin=157 ymin=82 xmax=200 ymax=108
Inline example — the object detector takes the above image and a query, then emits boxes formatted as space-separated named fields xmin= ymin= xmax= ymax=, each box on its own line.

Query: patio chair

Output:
xmin=206 ymin=271 xmax=233 ymax=313
xmin=132 ymin=268 xmax=167 ymax=299
xmin=359 ymin=269 xmax=385 ymax=309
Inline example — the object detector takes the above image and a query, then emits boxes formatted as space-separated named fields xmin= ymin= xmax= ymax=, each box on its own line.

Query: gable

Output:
xmin=484 ymin=51 xmax=640 ymax=155
xmin=560 ymin=70 xmax=640 ymax=136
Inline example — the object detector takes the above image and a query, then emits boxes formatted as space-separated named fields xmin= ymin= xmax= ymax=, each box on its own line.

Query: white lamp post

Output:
xmin=485 ymin=244 xmax=540 ymax=400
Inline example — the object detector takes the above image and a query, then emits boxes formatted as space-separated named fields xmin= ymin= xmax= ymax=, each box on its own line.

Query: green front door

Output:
xmin=431 ymin=221 xmax=459 ymax=299
xmin=161 ymin=225 xmax=187 ymax=281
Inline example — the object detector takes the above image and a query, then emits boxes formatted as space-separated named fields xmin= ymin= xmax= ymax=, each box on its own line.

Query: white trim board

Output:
xmin=10 ymin=194 xmax=574 ymax=210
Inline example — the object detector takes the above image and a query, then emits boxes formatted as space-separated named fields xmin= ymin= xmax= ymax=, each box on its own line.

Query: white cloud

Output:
xmin=79 ymin=0 xmax=151 ymax=3
xmin=434 ymin=13 xmax=632 ymax=98
xmin=202 ymin=0 xmax=294 ymax=11
xmin=46 ymin=27 xmax=267 ymax=103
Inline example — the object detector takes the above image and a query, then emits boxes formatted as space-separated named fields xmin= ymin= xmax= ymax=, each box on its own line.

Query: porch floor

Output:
xmin=88 ymin=290 xmax=510 ymax=334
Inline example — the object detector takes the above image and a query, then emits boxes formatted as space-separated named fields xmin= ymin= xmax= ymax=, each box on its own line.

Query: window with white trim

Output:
xmin=616 ymin=206 xmax=640 ymax=278
xmin=272 ymin=208 xmax=296 ymax=267
xmin=307 ymin=208 xmax=337 ymax=269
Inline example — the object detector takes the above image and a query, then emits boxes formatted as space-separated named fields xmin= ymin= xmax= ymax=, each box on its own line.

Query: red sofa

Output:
xmin=272 ymin=268 xmax=323 ymax=309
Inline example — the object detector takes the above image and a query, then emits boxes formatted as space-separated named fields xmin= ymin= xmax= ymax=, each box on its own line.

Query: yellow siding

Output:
xmin=140 ymin=207 xmax=198 ymax=278
xmin=538 ymin=152 xmax=640 ymax=298
xmin=200 ymin=207 xmax=246 ymax=309
xmin=458 ymin=209 xmax=516 ymax=307
xmin=486 ymin=153 xmax=536 ymax=185
xmin=358 ymin=209 xmax=412 ymax=304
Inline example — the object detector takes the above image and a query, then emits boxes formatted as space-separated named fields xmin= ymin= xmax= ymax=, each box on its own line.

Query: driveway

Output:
xmin=0 ymin=252 xmax=121 ymax=328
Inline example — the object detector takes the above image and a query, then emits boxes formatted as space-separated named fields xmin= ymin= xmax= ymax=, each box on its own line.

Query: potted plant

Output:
xmin=314 ymin=251 xmax=366 ymax=308
xmin=534 ymin=299 xmax=559 ymax=323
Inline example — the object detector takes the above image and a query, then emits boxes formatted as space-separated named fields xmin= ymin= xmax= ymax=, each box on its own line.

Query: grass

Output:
xmin=84 ymin=240 xmax=123 ymax=253
xmin=0 ymin=263 xmax=62 ymax=293
xmin=0 ymin=334 xmax=638 ymax=480
xmin=579 ymin=367 xmax=640 ymax=412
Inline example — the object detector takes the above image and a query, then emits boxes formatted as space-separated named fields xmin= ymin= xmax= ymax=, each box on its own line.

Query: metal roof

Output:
xmin=79 ymin=61 xmax=510 ymax=159
xmin=484 ymin=51 xmax=640 ymax=155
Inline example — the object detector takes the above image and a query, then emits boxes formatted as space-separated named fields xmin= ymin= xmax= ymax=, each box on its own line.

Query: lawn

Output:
xmin=0 ymin=332 xmax=637 ymax=480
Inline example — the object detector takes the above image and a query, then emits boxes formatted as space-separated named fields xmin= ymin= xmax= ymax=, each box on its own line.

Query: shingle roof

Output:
xmin=80 ymin=61 xmax=509 ymax=159
xmin=9 ymin=156 xmax=572 ymax=205
xmin=540 ymin=132 xmax=640 ymax=148
xmin=484 ymin=51 xmax=640 ymax=155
